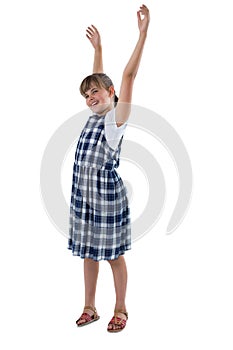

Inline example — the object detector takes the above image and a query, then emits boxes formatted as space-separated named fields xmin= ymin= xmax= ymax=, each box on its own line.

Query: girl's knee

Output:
xmin=107 ymin=255 xmax=124 ymax=266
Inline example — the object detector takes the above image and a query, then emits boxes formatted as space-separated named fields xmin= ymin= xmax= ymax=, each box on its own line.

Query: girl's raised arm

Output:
xmin=115 ymin=4 xmax=150 ymax=126
xmin=86 ymin=25 xmax=103 ymax=73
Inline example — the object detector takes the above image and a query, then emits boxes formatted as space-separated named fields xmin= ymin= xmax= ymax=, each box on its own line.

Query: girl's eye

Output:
xmin=84 ymin=89 xmax=98 ymax=99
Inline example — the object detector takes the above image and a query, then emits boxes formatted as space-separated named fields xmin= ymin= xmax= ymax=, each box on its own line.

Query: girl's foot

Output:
xmin=107 ymin=310 xmax=128 ymax=333
xmin=76 ymin=305 xmax=100 ymax=327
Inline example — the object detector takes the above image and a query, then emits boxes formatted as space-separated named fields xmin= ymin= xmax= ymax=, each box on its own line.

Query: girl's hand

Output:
xmin=137 ymin=4 xmax=150 ymax=34
xmin=86 ymin=25 xmax=101 ymax=49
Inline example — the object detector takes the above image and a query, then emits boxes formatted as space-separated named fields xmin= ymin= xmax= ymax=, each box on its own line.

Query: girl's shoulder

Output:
xmin=104 ymin=108 xmax=127 ymax=150
xmin=105 ymin=108 xmax=127 ymax=130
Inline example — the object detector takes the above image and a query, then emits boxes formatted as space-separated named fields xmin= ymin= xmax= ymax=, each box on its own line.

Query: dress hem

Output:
xmin=67 ymin=246 xmax=131 ymax=262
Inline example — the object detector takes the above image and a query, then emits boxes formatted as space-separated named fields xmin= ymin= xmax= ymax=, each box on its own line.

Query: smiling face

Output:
xmin=80 ymin=73 xmax=116 ymax=116
xmin=84 ymin=84 xmax=115 ymax=115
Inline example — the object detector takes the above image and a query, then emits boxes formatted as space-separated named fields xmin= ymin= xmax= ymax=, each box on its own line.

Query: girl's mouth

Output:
xmin=91 ymin=101 xmax=98 ymax=106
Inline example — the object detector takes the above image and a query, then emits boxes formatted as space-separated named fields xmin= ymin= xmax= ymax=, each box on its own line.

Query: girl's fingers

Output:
xmin=91 ymin=24 xmax=98 ymax=32
xmin=86 ymin=25 xmax=100 ymax=39
xmin=137 ymin=4 xmax=150 ymax=31
xmin=86 ymin=27 xmax=94 ymax=34
xmin=139 ymin=4 xmax=149 ymax=14
xmin=86 ymin=29 xmax=94 ymax=37
xmin=139 ymin=8 xmax=148 ymax=15
xmin=86 ymin=25 xmax=98 ymax=33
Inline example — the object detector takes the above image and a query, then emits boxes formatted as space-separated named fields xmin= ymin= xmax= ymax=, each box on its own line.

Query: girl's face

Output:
xmin=84 ymin=84 xmax=114 ymax=115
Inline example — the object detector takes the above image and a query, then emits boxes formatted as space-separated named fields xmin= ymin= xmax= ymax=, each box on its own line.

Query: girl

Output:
xmin=68 ymin=4 xmax=150 ymax=332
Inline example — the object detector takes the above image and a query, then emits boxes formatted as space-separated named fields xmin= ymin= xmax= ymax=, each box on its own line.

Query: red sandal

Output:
xmin=76 ymin=306 xmax=100 ymax=327
xmin=107 ymin=310 xmax=128 ymax=333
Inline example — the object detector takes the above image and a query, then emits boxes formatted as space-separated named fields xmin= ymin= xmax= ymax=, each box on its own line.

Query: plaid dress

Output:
xmin=68 ymin=113 xmax=131 ymax=261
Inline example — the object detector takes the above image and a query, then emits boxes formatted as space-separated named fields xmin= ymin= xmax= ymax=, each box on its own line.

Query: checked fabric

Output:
xmin=68 ymin=114 xmax=131 ymax=261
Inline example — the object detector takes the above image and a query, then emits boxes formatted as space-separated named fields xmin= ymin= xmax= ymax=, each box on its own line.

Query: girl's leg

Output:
xmin=107 ymin=255 xmax=128 ymax=330
xmin=77 ymin=258 xmax=99 ymax=326
xmin=84 ymin=258 xmax=99 ymax=306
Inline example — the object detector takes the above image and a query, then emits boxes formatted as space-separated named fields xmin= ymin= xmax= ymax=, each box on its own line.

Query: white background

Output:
xmin=1 ymin=0 xmax=233 ymax=349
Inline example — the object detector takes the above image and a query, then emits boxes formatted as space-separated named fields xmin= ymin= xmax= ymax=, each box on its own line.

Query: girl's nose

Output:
xmin=87 ymin=96 xmax=94 ymax=106
xmin=87 ymin=95 xmax=92 ymax=103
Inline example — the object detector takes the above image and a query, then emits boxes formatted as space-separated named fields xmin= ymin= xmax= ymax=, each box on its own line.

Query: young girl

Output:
xmin=68 ymin=4 xmax=150 ymax=332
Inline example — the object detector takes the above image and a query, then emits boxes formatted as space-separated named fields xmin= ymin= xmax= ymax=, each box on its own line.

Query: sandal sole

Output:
xmin=107 ymin=327 xmax=126 ymax=333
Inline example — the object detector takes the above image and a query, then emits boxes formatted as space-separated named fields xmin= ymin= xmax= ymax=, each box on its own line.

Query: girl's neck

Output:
xmin=95 ymin=104 xmax=114 ymax=117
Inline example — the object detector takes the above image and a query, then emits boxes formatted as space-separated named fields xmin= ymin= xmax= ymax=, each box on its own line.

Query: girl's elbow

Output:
xmin=123 ymin=70 xmax=137 ymax=81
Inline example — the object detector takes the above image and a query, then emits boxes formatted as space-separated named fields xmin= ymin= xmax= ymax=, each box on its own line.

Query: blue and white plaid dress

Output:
xmin=68 ymin=113 xmax=131 ymax=261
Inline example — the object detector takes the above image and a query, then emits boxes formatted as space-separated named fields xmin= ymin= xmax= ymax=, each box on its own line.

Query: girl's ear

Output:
xmin=108 ymin=85 xmax=115 ymax=98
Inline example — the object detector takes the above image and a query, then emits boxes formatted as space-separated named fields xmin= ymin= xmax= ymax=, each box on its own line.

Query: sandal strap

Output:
xmin=78 ymin=312 xmax=92 ymax=322
xmin=108 ymin=314 xmax=128 ymax=331
xmin=76 ymin=306 xmax=99 ymax=325
xmin=114 ymin=309 xmax=128 ymax=319
xmin=83 ymin=305 xmax=97 ymax=315
xmin=109 ymin=316 xmax=127 ymax=325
